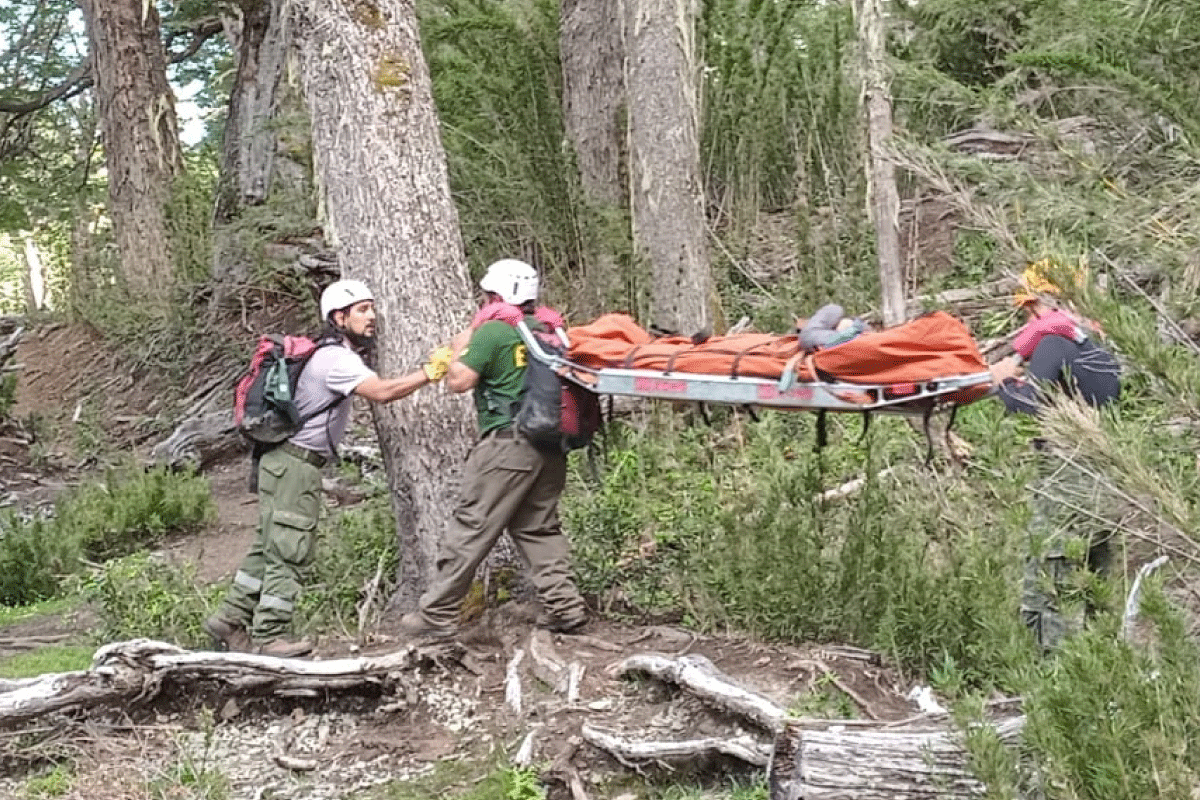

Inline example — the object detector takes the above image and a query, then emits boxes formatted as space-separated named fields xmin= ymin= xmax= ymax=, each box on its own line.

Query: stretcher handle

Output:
xmin=515 ymin=319 xmax=572 ymax=361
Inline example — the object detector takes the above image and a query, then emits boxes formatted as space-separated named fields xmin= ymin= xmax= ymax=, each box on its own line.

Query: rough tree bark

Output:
xmin=210 ymin=0 xmax=314 ymax=301
xmin=853 ymin=0 xmax=905 ymax=327
xmin=293 ymin=0 xmax=474 ymax=610
xmin=560 ymin=0 xmax=628 ymax=316
xmin=79 ymin=0 xmax=181 ymax=306
xmin=624 ymin=0 xmax=711 ymax=335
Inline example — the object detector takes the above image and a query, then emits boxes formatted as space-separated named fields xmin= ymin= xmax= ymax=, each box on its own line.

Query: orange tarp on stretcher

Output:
xmin=567 ymin=311 xmax=993 ymax=405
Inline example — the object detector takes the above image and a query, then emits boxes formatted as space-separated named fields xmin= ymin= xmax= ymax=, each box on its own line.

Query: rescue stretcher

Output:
xmin=517 ymin=311 xmax=995 ymax=417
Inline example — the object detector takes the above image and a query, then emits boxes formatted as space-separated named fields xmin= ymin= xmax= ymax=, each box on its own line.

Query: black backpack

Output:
xmin=514 ymin=329 xmax=602 ymax=452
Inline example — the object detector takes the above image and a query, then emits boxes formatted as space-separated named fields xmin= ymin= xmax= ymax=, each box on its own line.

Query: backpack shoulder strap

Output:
xmin=295 ymin=338 xmax=353 ymax=425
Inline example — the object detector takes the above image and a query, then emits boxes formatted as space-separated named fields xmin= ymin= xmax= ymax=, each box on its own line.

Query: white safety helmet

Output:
xmin=479 ymin=259 xmax=539 ymax=305
xmin=320 ymin=279 xmax=375 ymax=322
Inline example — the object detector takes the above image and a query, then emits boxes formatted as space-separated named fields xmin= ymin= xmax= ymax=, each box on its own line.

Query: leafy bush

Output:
xmin=56 ymin=465 xmax=215 ymax=562
xmin=79 ymin=553 xmax=222 ymax=648
xmin=0 ymin=466 xmax=215 ymax=605
xmin=0 ymin=512 xmax=77 ymax=605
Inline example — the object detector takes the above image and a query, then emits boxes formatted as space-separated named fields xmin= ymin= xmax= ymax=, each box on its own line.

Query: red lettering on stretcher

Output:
xmin=633 ymin=376 xmax=690 ymax=394
xmin=757 ymin=384 xmax=814 ymax=401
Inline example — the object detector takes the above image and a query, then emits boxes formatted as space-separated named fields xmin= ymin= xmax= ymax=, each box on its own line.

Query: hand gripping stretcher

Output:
xmin=517 ymin=311 xmax=995 ymax=454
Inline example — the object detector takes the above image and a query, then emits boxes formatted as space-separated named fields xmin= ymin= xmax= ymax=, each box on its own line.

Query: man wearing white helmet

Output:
xmin=206 ymin=279 xmax=452 ymax=657
xmin=397 ymin=259 xmax=589 ymax=640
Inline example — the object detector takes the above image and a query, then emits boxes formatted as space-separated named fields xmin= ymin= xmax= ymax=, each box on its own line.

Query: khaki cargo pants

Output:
xmin=219 ymin=446 xmax=322 ymax=641
xmin=418 ymin=432 xmax=586 ymax=628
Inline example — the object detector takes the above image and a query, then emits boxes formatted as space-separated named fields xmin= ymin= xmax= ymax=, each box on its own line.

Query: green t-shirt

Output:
xmin=459 ymin=318 xmax=536 ymax=435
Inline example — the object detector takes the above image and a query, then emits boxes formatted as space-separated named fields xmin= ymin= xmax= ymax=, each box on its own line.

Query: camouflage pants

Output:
xmin=1020 ymin=451 xmax=1114 ymax=652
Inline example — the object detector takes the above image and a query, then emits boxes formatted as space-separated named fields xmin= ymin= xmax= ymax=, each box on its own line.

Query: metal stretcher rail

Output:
xmin=518 ymin=322 xmax=993 ymax=414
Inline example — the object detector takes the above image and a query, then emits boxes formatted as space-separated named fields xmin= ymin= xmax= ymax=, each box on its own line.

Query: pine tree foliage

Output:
xmin=419 ymin=0 xmax=579 ymax=285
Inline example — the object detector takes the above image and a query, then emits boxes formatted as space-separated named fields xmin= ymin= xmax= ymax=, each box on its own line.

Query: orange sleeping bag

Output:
xmin=567 ymin=311 xmax=992 ymax=404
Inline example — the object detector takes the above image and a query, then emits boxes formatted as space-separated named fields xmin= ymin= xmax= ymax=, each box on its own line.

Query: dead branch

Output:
xmin=816 ymin=467 xmax=897 ymax=502
xmin=791 ymin=658 xmax=880 ymax=720
xmin=612 ymin=652 xmax=786 ymax=733
xmin=1122 ymin=555 xmax=1169 ymax=641
xmin=505 ymin=648 xmax=525 ymax=714
xmin=528 ymin=629 xmax=577 ymax=698
xmin=581 ymin=724 xmax=772 ymax=768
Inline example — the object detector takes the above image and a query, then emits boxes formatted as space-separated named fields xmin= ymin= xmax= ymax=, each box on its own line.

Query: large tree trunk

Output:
xmin=210 ymin=0 xmax=315 ymax=301
xmin=624 ymin=0 xmax=711 ymax=335
xmin=294 ymin=0 xmax=474 ymax=610
xmin=80 ymin=0 xmax=181 ymax=306
xmin=560 ymin=0 xmax=628 ymax=316
xmin=853 ymin=0 xmax=905 ymax=327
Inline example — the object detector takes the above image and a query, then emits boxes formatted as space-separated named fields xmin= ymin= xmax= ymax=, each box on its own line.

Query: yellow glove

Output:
xmin=422 ymin=346 xmax=453 ymax=382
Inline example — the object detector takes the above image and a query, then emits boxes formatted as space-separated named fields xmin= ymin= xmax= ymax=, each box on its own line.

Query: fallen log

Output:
xmin=0 ymin=326 xmax=23 ymax=369
xmin=767 ymin=715 xmax=1026 ymax=800
xmin=150 ymin=409 xmax=242 ymax=469
xmin=0 ymin=638 xmax=454 ymax=728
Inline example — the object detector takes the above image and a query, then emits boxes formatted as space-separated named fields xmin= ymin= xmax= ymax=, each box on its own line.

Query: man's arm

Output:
xmin=444 ymin=327 xmax=480 ymax=393
xmin=354 ymin=369 xmax=431 ymax=403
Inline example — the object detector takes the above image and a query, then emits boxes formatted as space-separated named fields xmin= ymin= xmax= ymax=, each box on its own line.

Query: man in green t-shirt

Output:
xmin=398 ymin=259 xmax=589 ymax=639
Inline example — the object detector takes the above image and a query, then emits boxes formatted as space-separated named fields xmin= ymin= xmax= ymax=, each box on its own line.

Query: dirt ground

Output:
xmin=0 ymin=322 xmax=936 ymax=800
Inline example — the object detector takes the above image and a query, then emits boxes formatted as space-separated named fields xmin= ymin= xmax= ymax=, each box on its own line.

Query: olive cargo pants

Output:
xmin=218 ymin=446 xmax=322 ymax=642
xmin=1020 ymin=452 xmax=1114 ymax=652
xmin=418 ymin=432 xmax=586 ymax=628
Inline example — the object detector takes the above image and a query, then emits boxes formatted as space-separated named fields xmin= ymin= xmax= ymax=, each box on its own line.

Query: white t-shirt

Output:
xmin=288 ymin=343 xmax=375 ymax=456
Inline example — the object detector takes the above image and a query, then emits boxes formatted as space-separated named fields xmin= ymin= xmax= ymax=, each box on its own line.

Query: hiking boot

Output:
xmin=537 ymin=609 xmax=589 ymax=634
xmin=255 ymin=637 xmax=315 ymax=658
xmin=203 ymin=616 xmax=252 ymax=652
xmin=397 ymin=611 xmax=456 ymax=641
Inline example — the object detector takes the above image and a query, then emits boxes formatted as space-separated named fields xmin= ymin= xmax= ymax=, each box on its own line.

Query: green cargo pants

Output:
xmin=218 ymin=446 xmax=322 ymax=642
xmin=417 ymin=432 xmax=586 ymax=628
xmin=1020 ymin=450 xmax=1114 ymax=652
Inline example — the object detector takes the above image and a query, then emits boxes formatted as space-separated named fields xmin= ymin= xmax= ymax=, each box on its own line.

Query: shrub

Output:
xmin=0 ymin=466 xmax=215 ymax=606
xmin=1022 ymin=586 xmax=1200 ymax=800
xmin=60 ymin=465 xmax=215 ymax=562
xmin=0 ymin=512 xmax=77 ymax=605
xmin=565 ymin=407 xmax=1038 ymax=686
xmin=79 ymin=553 xmax=222 ymax=648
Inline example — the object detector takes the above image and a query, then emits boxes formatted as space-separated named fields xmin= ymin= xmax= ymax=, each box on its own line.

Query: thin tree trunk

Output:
xmin=79 ymin=0 xmax=181 ymax=306
xmin=211 ymin=0 xmax=314 ymax=301
xmin=853 ymin=0 xmax=904 ymax=327
xmin=561 ymin=0 xmax=625 ymax=207
xmin=625 ymin=0 xmax=711 ymax=335
xmin=560 ymin=0 xmax=628 ymax=316
xmin=19 ymin=233 xmax=44 ymax=311
xmin=293 ymin=0 xmax=474 ymax=610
